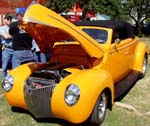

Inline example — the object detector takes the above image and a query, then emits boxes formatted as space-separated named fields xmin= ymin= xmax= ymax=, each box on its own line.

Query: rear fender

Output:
xmin=51 ymin=69 xmax=114 ymax=123
xmin=132 ymin=42 xmax=148 ymax=72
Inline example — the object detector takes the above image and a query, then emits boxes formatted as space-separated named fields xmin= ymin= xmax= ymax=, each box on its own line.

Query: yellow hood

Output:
xmin=22 ymin=4 xmax=104 ymax=58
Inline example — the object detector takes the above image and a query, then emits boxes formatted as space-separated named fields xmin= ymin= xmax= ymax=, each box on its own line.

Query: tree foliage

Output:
xmin=45 ymin=0 xmax=150 ymax=35
xmin=82 ymin=0 xmax=123 ymax=19
xmin=46 ymin=0 xmax=75 ymax=13
xmin=46 ymin=0 xmax=123 ymax=20
xmin=122 ymin=0 xmax=150 ymax=23
xmin=122 ymin=0 xmax=150 ymax=35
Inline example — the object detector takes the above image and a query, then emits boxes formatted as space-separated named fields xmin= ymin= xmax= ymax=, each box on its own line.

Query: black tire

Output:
xmin=90 ymin=91 xmax=108 ymax=126
xmin=140 ymin=55 xmax=147 ymax=78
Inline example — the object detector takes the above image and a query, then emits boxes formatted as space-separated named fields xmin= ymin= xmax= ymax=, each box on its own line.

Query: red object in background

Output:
xmin=66 ymin=2 xmax=95 ymax=22
xmin=68 ymin=15 xmax=81 ymax=22
xmin=0 ymin=0 xmax=48 ymax=25
xmin=0 ymin=0 xmax=96 ymax=24
xmin=0 ymin=0 xmax=48 ymax=12
xmin=0 ymin=0 xmax=47 ymax=8
xmin=70 ymin=2 xmax=82 ymax=14
xmin=87 ymin=10 xmax=95 ymax=18
xmin=0 ymin=0 xmax=9 ymax=8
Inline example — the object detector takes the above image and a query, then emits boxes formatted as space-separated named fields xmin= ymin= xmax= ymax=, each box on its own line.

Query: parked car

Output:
xmin=142 ymin=23 xmax=150 ymax=35
xmin=2 ymin=4 xmax=148 ymax=126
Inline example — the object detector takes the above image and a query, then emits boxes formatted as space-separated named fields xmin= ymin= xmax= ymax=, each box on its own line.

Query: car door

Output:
xmin=109 ymin=35 xmax=136 ymax=83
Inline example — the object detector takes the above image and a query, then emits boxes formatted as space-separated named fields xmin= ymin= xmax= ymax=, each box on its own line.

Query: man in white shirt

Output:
xmin=0 ymin=15 xmax=13 ymax=81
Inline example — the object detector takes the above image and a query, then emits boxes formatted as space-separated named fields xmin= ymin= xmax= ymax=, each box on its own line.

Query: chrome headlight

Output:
xmin=65 ymin=84 xmax=80 ymax=106
xmin=2 ymin=74 xmax=14 ymax=92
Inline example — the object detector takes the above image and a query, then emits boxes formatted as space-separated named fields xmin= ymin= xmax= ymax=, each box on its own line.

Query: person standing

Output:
xmin=0 ymin=15 xmax=13 ymax=80
xmin=9 ymin=8 xmax=34 ymax=69
xmin=32 ymin=40 xmax=47 ymax=63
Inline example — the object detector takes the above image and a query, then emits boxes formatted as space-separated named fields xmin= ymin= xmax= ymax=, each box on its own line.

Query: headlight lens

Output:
xmin=2 ymin=74 xmax=14 ymax=92
xmin=65 ymin=84 xmax=80 ymax=106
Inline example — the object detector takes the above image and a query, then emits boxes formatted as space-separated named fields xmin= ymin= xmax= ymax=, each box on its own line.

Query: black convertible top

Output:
xmin=74 ymin=20 xmax=135 ymax=38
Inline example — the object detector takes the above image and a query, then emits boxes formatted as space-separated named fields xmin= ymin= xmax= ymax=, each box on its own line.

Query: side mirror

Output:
xmin=114 ymin=38 xmax=120 ymax=44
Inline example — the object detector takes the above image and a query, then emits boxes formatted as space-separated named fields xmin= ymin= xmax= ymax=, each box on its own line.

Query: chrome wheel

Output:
xmin=90 ymin=91 xmax=108 ymax=126
xmin=141 ymin=55 xmax=147 ymax=78
xmin=98 ymin=93 xmax=107 ymax=120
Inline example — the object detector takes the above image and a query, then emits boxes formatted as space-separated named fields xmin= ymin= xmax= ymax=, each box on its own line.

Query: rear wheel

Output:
xmin=90 ymin=91 xmax=108 ymax=126
xmin=140 ymin=55 xmax=147 ymax=78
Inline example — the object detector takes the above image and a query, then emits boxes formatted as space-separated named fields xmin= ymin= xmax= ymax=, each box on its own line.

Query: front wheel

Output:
xmin=140 ymin=55 xmax=147 ymax=78
xmin=90 ymin=91 xmax=108 ymax=126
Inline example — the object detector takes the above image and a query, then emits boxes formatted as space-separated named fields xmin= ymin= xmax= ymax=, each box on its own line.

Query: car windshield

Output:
xmin=82 ymin=28 xmax=108 ymax=43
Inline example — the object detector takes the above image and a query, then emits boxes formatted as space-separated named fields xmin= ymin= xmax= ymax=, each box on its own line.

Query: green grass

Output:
xmin=104 ymin=64 xmax=150 ymax=126
xmin=105 ymin=107 xmax=150 ymax=126
xmin=0 ymin=37 xmax=150 ymax=126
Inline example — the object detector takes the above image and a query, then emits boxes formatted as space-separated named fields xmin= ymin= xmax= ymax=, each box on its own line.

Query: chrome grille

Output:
xmin=24 ymin=78 xmax=55 ymax=118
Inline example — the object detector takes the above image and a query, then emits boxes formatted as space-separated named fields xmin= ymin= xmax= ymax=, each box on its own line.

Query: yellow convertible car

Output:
xmin=2 ymin=4 xmax=148 ymax=126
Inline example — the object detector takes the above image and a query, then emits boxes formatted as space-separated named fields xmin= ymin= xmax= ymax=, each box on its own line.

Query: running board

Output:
xmin=114 ymin=70 xmax=140 ymax=101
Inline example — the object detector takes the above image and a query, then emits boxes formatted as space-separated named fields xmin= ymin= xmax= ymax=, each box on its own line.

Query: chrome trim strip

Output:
xmin=109 ymin=39 xmax=137 ymax=54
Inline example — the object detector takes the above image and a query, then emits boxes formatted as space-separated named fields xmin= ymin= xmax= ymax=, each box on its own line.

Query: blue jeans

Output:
xmin=33 ymin=51 xmax=47 ymax=63
xmin=2 ymin=48 xmax=14 ymax=80
xmin=33 ymin=51 xmax=39 ymax=62
xmin=40 ymin=52 xmax=47 ymax=63
xmin=12 ymin=50 xmax=34 ymax=69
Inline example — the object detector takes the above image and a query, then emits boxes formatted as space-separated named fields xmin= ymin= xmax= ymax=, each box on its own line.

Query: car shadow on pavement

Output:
xmin=11 ymin=107 xmax=98 ymax=126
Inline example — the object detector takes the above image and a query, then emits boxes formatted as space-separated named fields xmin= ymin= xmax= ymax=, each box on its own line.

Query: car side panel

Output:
xmin=109 ymin=38 xmax=137 ymax=82
xmin=51 ymin=69 xmax=114 ymax=123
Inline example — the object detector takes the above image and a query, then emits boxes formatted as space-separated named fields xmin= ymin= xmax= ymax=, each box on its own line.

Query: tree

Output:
xmin=79 ymin=0 xmax=123 ymax=20
xmin=46 ymin=0 xmax=75 ymax=13
xmin=46 ymin=0 xmax=123 ymax=20
xmin=122 ymin=0 xmax=150 ymax=35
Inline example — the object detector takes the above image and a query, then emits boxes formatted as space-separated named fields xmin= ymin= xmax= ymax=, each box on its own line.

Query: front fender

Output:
xmin=132 ymin=41 xmax=148 ymax=72
xmin=51 ymin=68 xmax=114 ymax=123
xmin=4 ymin=62 xmax=46 ymax=109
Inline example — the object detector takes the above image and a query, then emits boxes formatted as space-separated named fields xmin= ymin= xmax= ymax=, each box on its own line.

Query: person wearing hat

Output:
xmin=9 ymin=8 xmax=34 ymax=69
xmin=0 ymin=14 xmax=13 ymax=81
